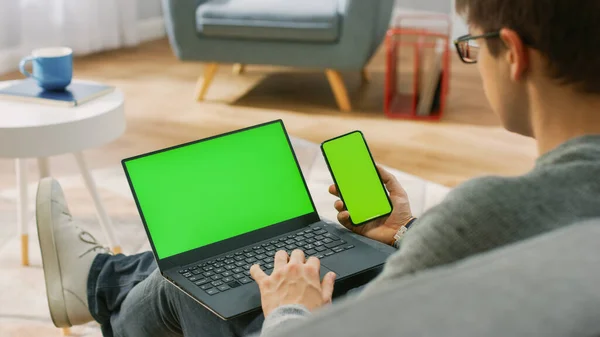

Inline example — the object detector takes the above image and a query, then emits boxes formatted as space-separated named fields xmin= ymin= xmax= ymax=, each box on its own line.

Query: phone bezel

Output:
xmin=320 ymin=130 xmax=393 ymax=226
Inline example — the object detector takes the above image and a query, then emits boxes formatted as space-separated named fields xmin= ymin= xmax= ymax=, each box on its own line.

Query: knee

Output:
xmin=111 ymin=270 xmax=184 ymax=337
xmin=146 ymin=270 xmax=184 ymax=303
xmin=144 ymin=269 xmax=165 ymax=288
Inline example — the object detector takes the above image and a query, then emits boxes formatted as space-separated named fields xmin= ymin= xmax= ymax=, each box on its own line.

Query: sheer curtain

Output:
xmin=0 ymin=0 xmax=139 ymax=64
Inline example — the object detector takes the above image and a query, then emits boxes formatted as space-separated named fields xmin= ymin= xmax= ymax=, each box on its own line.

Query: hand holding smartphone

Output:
xmin=321 ymin=131 xmax=393 ymax=226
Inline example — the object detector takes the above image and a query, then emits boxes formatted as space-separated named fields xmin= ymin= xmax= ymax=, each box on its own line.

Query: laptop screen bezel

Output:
xmin=121 ymin=120 xmax=320 ymax=271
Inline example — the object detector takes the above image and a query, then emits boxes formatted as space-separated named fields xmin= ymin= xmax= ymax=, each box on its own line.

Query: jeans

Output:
xmin=84 ymin=223 xmax=393 ymax=336
xmin=87 ymin=252 xmax=263 ymax=337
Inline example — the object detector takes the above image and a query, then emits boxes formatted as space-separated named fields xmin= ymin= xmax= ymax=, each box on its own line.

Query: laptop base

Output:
xmin=164 ymin=221 xmax=391 ymax=320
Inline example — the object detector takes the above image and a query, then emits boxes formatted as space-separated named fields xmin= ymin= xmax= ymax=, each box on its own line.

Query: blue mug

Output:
xmin=19 ymin=47 xmax=73 ymax=91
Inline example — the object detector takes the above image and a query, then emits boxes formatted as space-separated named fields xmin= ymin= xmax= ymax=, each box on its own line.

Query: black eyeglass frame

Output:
xmin=454 ymin=32 xmax=501 ymax=64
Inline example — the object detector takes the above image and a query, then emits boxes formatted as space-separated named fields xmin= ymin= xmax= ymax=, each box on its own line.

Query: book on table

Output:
xmin=0 ymin=79 xmax=114 ymax=107
xmin=416 ymin=39 xmax=445 ymax=116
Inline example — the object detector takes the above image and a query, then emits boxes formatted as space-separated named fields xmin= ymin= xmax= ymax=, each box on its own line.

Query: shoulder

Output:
xmin=436 ymin=175 xmax=523 ymax=215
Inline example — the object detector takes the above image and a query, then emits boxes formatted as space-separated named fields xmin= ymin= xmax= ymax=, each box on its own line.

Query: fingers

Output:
xmin=273 ymin=250 xmax=289 ymax=270
xmin=328 ymin=184 xmax=339 ymax=197
xmin=306 ymin=256 xmax=321 ymax=279
xmin=290 ymin=249 xmax=306 ymax=264
xmin=250 ymin=264 xmax=267 ymax=282
xmin=377 ymin=165 xmax=407 ymax=197
xmin=337 ymin=211 xmax=352 ymax=228
xmin=321 ymin=272 xmax=336 ymax=303
xmin=334 ymin=200 xmax=345 ymax=212
xmin=306 ymin=256 xmax=320 ymax=268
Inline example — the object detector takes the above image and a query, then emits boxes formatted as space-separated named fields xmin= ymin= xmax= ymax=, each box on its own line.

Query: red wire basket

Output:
xmin=384 ymin=14 xmax=452 ymax=121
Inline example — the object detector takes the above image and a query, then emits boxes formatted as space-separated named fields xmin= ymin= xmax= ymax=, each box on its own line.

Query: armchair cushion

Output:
xmin=196 ymin=0 xmax=341 ymax=43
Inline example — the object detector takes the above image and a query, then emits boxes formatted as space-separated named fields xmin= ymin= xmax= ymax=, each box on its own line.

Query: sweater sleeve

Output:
xmin=259 ymin=305 xmax=311 ymax=337
xmin=258 ymin=177 xmax=507 ymax=335
xmin=258 ymin=177 xmax=510 ymax=334
xmin=359 ymin=176 xmax=517 ymax=297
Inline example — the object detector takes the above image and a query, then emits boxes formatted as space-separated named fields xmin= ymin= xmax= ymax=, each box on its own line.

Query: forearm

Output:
xmin=260 ymin=305 xmax=311 ymax=337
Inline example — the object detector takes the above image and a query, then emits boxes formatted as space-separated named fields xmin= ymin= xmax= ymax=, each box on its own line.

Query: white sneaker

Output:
xmin=36 ymin=178 xmax=111 ymax=327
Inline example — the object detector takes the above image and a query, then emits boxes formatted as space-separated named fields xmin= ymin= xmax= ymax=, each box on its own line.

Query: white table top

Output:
xmin=0 ymin=80 xmax=126 ymax=158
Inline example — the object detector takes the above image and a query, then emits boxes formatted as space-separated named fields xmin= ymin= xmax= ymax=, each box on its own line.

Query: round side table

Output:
xmin=0 ymin=80 xmax=125 ymax=266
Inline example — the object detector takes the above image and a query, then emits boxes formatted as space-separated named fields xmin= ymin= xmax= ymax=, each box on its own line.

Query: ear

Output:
xmin=499 ymin=28 xmax=530 ymax=81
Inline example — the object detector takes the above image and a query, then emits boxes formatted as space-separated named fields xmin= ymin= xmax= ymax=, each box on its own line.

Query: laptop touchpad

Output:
xmin=319 ymin=265 xmax=334 ymax=280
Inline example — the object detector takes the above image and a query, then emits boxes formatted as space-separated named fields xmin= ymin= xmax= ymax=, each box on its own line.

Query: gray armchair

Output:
xmin=162 ymin=0 xmax=395 ymax=111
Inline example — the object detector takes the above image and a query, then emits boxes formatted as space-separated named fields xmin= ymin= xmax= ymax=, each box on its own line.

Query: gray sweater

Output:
xmin=260 ymin=135 xmax=600 ymax=336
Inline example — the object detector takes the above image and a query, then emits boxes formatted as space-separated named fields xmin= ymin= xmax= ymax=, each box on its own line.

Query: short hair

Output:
xmin=456 ymin=0 xmax=600 ymax=93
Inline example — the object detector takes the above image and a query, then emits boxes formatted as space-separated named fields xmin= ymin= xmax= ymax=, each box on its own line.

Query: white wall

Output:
xmin=136 ymin=0 xmax=167 ymax=43
xmin=453 ymin=14 xmax=469 ymax=38
xmin=396 ymin=0 xmax=468 ymax=38
xmin=138 ymin=0 xmax=163 ymax=20
xmin=450 ymin=0 xmax=469 ymax=37
xmin=0 ymin=0 xmax=166 ymax=74
xmin=398 ymin=0 xmax=451 ymax=14
xmin=0 ymin=0 xmax=22 ymax=49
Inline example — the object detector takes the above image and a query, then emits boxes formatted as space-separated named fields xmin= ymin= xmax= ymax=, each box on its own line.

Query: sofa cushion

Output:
xmin=196 ymin=0 xmax=341 ymax=43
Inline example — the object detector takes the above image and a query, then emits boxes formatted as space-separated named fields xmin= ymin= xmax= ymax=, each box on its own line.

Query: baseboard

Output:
xmin=137 ymin=17 xmax=167 ymax=43
xmin=0 ymin=47 xmax=23 ymax=75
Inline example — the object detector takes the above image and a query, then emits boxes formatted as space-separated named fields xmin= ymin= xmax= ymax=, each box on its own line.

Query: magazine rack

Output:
xmin=384 ymin=14 xmax=452 ymax=121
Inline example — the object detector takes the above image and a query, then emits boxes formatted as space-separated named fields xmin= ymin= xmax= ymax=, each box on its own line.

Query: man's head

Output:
xmin=455 ymin=0 xmax=600 ymax=137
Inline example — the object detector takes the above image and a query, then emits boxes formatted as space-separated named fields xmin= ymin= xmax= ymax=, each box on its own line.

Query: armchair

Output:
xmin=162 ymin=0 xmax=395 ymax=111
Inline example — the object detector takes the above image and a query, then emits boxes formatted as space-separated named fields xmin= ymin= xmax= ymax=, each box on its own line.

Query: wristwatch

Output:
xmin=392 ymin=217 xmax=417 ymax=247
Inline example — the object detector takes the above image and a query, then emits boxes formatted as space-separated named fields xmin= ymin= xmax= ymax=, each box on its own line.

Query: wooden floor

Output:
xmin=0 ymin=39 xmax=537 ymax=189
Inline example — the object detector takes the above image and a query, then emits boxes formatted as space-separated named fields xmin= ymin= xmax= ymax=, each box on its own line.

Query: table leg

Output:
xmin=73 ymin=152 xmax=122 ymax=254
xmin=38 ymin=157 xmax=51 ymax=178
xmin=16 ymin=159 xmax=29 ymax=266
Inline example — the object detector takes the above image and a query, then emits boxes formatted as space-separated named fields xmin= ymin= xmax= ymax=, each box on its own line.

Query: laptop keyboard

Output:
xmin=177 ymin=225 xmax=354 ymax=295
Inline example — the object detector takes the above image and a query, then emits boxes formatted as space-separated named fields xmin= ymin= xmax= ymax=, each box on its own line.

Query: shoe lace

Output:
xmin=78 ymin=230 xmax=111 ymax=257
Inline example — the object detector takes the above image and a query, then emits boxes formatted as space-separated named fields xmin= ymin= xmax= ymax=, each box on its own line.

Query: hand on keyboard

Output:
xmin=250 ymin=249 xmax=336 ymax=317
xmin=179 ymin=226 xmax=354 ymax=296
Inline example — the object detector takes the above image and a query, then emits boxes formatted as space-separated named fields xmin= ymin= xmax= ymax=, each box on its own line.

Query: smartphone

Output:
xmin=321 ymin=131 xmax=393 ymax=226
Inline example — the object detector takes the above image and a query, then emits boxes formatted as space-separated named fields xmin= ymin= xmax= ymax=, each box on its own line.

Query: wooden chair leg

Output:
xmin=195 ymin=63 xmax=219 ymax=101
xmin=361 ymin=68 xmax=371 ymax=84
xmin=325 ymin=69 xmax=352 ymax=112
xmin=61 ymin=327 xmax=71 ymax=336
xmin=232 ymin=63 xmax=246 ymax=75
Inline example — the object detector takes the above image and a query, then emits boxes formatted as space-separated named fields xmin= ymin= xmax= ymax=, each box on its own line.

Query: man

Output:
xmin=37 ymin=0 xmax=600 ymax=336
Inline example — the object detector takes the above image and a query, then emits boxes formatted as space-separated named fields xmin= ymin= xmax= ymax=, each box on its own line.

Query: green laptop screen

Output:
xmin=123 ymin=122 xmax=315 ymax=259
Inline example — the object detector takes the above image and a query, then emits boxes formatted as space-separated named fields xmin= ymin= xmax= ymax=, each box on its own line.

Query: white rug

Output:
xmin=0 ymin=138 xmax=450 ymax=337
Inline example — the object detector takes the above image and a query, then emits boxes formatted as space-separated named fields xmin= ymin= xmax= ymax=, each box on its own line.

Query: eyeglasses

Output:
xmin=454 ymin=32 xmax=501 ymax=64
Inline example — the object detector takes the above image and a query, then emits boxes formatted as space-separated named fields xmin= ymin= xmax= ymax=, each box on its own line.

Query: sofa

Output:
xmin=257 ymin=220 xmax=600 ymax=337
xmin=161 ymin=0 xmax=396 ymax=111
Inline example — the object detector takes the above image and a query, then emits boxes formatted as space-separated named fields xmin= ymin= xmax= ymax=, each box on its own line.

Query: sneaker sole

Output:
xmin=36 ymin=178 xmax=71 ymax=328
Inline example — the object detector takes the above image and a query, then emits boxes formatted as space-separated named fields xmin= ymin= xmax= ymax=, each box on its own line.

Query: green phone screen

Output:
xmin=322 ymin=132 xmax=392 ymax=225
xmin=123 ymin=122 xmax=315 ymax=259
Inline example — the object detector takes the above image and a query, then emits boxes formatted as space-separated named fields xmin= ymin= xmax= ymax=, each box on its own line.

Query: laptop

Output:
xmin=122 ymin=120 xmax=391 ymax=320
